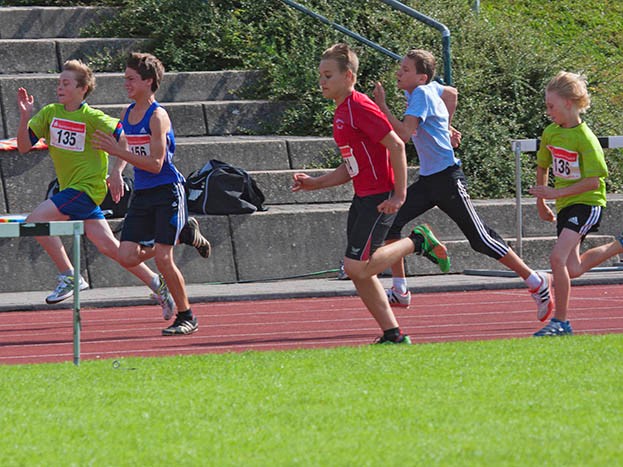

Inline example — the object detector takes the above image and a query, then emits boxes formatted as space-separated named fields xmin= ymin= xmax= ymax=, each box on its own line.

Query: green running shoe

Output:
xmin=410 ymin=224 xmax=451 ymax=273
xmin=374 ymin=334 xmax=412 ymax=345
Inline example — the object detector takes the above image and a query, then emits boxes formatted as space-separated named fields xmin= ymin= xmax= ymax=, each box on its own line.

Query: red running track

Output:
xmin=1 ymin=284 xmax=623 ymax=365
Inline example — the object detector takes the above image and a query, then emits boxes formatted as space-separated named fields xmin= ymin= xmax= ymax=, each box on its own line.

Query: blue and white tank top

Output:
xmin=122 ymin=101 xmax=185 ymax=190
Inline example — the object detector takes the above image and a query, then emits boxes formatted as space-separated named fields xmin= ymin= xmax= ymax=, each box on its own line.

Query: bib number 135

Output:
xmin=49 ymin=118 xmax=86 ymax=152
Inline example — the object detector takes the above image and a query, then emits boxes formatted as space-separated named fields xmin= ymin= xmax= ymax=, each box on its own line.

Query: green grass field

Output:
xmin=1 ymin=334 xmax=621 ymax=466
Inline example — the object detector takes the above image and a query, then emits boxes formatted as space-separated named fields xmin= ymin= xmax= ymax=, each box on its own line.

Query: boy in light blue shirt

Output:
xmin=374 ymin=49 xmax=552 ymax=321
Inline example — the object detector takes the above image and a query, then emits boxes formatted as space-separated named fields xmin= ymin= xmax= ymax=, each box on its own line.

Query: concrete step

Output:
xmin=0 ymin=6 xmax=115 ymax=39
xmin=249 ymin=168 xmax=419 ymax=205
xmin=0 ymin=70 xmax=264 ymax=138
xmin=94 ymin=100 xmax=291 ymax=137
xmin=0 ymin=208 xmax=617 ymax=293
xmin=0 ymin=38 xmax=146 ymax=74
xmin=0 ymin=136 xmax=337 ymax=214
xmin=174 ymin=135 xmax=336 ymax=172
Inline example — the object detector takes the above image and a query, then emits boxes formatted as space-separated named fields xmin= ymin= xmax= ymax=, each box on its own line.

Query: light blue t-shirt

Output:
xmin=404 ymin=80 xmax=460 ymax=176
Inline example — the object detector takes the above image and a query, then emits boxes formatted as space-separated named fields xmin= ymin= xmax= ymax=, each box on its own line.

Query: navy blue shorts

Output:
xmin=51 ymin=188 xmax=105 ymax=220
xmin=121 ymin=182 xmax=187 ymax=246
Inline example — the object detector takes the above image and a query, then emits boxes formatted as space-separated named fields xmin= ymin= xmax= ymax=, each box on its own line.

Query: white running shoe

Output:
xmin=46 ymin=274 xmax=89 ymax=304
xmin=386 ymin=287 xmax=411 ymax=307
xmin=530 ymin=271 xmax=553 ymax=322
xmin=150 ymin=274 xmax=176 ymax=320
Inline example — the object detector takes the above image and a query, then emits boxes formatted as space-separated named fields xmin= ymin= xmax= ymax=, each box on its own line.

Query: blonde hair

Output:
xmin=546 ymin=71 xmax=591 ymax=113
xmin=321 ymin=43 xmax=359 ymax=77
xmin=126 ymin=52 xmax=165 ymax=92
xmin=405 ymin=49 xmax=436 ymax=84
xmin=62 ymin=59 xmax=96 ymax=98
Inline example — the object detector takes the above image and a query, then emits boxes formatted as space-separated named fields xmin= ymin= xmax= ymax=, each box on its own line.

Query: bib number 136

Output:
xmin=548 ymin=144 xmax=581 ymax=180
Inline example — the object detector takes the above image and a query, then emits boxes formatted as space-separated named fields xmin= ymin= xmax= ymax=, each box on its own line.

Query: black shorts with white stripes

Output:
xmin=386 ymin=164 xmax=509 ymax=260
xmin=556 ymin=204 xmax=603 ymax=238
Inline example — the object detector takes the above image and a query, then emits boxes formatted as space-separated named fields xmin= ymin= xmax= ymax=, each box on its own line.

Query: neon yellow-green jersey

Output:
xmin=28 ymin=103 xmax=122 ymax=205
xmin=536 ymin=122 xmax=608 ymax=211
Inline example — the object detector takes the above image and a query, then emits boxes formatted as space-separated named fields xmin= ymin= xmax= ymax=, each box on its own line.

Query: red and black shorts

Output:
xmin=345 ymin=191 xmax=396 ymax=261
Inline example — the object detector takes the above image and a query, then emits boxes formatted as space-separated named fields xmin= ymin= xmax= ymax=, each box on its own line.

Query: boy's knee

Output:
xmin=549 ymin=252 xmax=566 ymax=269
xmin=343 ymin=260 xmax=371 ymax=282
xmin=118 ymin=252 xmax=140 ymax=269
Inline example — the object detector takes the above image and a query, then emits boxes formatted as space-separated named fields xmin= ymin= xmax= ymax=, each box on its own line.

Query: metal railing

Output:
xmin=379 ymin=0 xmax=452 ymax=85
xmin=281 ymin=0 xmax=401 ymax=60
xmin=281 ymin=0 xmax=452 ymax=84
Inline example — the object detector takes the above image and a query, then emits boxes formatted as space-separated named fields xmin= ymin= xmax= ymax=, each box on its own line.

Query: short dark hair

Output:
xmin=126 ymin=52 xmax=164 ymax=92
xmin=405 ymin=49 xmax=436 ymax=84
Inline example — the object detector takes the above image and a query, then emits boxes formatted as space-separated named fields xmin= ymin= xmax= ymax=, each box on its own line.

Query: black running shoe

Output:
xmin=180 ymin=217 xmax=211 ymax=258
xmin=162 ymin=314 xmax=199 ymax=336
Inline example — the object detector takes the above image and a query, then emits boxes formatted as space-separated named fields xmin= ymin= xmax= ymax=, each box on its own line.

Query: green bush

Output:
xmin=9 ymin=0 xmax=620 ymax=197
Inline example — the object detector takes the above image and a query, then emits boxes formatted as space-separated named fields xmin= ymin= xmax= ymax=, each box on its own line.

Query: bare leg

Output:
xmin=85 ymin=219 xmax=156 ymax=286
xmin=154 ymin=243 xmax=190 ymax=311
xmin=498 ymin=249 xmax=533 ymax=280
xmin=344 ymin=237 xmax=415 ymax=331
xmin=26 ymin=200 xmax=74 ymax=272
xmin=386 ymin=238 xmax=407 ymax=279
xmin=572 ymin=240 xmax=623 ymax=277
xmin=549 ymin=229 xmax=583 ymax=322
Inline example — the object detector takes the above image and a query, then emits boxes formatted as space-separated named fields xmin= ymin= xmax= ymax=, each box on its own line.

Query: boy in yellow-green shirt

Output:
xmin=17 ymin=59 xmax=175 ymax=317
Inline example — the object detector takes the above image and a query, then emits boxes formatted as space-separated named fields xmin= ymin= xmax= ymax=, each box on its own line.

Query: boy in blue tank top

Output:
xmin=93 ymin=53 xmax=206 ymax=336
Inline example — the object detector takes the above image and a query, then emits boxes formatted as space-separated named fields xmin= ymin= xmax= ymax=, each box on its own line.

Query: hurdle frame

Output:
xmin=0 ymin=220 xmax=84 ymax=365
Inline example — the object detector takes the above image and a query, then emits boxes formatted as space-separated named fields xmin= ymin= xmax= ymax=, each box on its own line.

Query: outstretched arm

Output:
xmin=373 ymin=82 xmax=419 ymax=143
xmin=376 ymin=131 xmax=406 ymax=214
xmin=291 ymin=163 xmax=351 ymax=192
xmin=441 ymin=86 xmax=462 ymax=148
xmin=17 ymin=87 xmax=35 ymax=154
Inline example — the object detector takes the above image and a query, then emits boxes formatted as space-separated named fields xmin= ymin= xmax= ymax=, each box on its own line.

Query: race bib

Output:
xmin=548 ymin=145 xmax=581 ymax=180
xmin=339 ymin=145 xmax=359 ymax=177
xmin=126 ymin=134 xmax=151 ymax=157
xmin=49 ymin=118 xmax=86 ymax=152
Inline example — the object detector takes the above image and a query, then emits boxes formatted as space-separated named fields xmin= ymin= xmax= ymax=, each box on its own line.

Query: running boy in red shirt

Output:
xmin=292 ymin=43 xmax=448 ymax=344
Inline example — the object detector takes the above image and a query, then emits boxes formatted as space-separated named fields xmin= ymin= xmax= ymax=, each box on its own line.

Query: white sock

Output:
xmin=525 ymin=271 xmax=542 ymax=290
xmin=392 ymin=277 xmax=408 ymax=294
xmin=149 ymin=274 xmax=161 ymax=293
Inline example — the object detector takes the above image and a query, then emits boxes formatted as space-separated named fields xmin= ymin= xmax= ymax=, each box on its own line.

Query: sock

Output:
xmin=178 ymin=309 xmax=193 ymax=320
xmin=383 ymin=327 xmax=401 ymax=342
xmin=149 ymin=275 xmax=161 ymax=293
xmin=525 ymin=271 xmax=542 ymax=290
xmin=392 ymin=277 xmax=408 ymax=294
xmin=409 ymin=233 xmax=424 ymax=255
xmin=61 ymin=269 xmax=74 ymax=277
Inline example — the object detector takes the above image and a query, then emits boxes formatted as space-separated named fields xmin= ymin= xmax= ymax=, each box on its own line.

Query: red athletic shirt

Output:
xmin=333 ymin=90 xmax=394 ymax=197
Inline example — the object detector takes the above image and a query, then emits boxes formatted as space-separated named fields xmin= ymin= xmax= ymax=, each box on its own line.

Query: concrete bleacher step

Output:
xmin=95 ymin=100 xmax=291 ymax=137
xmin=0 ymin=38 xmax=147 ymax=74
xmin=0 ymin=6 xmax=115 ymax=39
xmin=0 ymin=135 xmax=337 ymax=214
xmin=1 ymin=208 xmax=616 ymax=293
xmin=2 ymin=5 xmax=621 ymax=294
xmin=0 ymin=70 xmax=265 ymax=138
